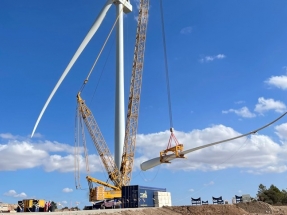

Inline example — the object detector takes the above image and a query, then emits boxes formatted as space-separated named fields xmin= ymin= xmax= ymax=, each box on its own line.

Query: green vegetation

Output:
xmin=257 ymin=184 xmax=287 ymax=205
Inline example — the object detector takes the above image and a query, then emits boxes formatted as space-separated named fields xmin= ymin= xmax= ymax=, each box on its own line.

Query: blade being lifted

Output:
xmin=140 ymin=111 xmax=287 ymax=171
xmin=31 ymin=0 xmax=114 ymax=137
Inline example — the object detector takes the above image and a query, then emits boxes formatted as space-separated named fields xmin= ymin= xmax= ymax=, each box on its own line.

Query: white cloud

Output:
xmin=135 ymin=124 xmax=287 ymax=174
xmin=275 ymin=123 xmax=287 ymax=140
xmin=189 ymin=189 xmax=194 ymax=192
xmin=235 ymin=101 xmax=245 ymax=104
xmin=205 ymin=56 xmax=213 ymax=62
xmin=0 ymin=141 xmax=47 ymax=170
xmin=4 ymin=190 xmax=27 ymax=198
xmin=16 ymin=192 xmax=27 ymax=198
xmin=0 ymin=133 xmax=17 ymax=139
xmin=62 ymin=188 xmax=73 ymax=193
xmin=2 ymin=122 xmax=287 ymax=177
xmin=4 ymin=190 xmax=17 ymax=196
xmin=180 ymin=26 xmax=192 ymax=34
xmin=35 ymin=141 xmax=77 ymax=154
xmin=31 ymin=133 xmax=43 ymax=138
xmin=62 ymin=201 xmax=67 ymax=204
xmin=216 ymin=54 xmax=225 ymax=59
xmin=42 ymin=154 xmax=102 ymax=173
xmin=200 ymin=54 xmax=226 ymax=63
xmin=254 ymin=97 xmax=286 ymax=114
xmin=222 ymin=106 xmax=256 ymax=118
xmin=0 ymin=137 xmax=103 ymax=172
xmin=204 ymin=181 xmax=214 ymax=186
xmin=247 ymin=165 xmax=287 ymax=174
xmin=132 ymin=0 xmax=140 ymax=9
xmin=265 ymin=75 xmax=287 ymax=90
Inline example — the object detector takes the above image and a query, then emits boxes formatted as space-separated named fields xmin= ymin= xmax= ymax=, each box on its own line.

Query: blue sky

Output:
xmin=1 ymin=0 xmax=287 ymax=208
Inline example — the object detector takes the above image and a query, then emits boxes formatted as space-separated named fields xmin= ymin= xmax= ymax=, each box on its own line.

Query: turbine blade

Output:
xmin=140 ymin=111 xmax=287 ymax=171
xmin=140 ymin=154 xmax=176 ymax=171
xmin=31 ymin=0 xmax=114 ymax=137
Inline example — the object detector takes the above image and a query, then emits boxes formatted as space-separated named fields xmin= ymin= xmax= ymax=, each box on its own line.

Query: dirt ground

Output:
xmin=162 ymin=202 xmax=287 ymax=215
xmin=80 ymin=202 xmax=287 ymax=215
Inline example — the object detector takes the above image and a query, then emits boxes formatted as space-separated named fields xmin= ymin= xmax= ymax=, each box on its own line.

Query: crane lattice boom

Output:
xmin=120 ymin=0 xmax=149 ymax=186
xmin=77 ymin=93 xmax=122 ymax=188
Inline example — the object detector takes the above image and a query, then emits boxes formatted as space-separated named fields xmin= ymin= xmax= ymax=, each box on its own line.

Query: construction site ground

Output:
xmin=28 ymin=202 xmax=287 ymax=215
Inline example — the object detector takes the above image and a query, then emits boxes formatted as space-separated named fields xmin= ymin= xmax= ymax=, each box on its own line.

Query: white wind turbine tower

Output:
xmin=31 ymin=0 xmax=132 ymax=169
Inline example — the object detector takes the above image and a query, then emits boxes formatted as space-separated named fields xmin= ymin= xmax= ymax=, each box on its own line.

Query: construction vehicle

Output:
xmin=16 ymin=199 xmax=46 ymax=212
xmin=75 ymin=0 xmax=150 ymax=201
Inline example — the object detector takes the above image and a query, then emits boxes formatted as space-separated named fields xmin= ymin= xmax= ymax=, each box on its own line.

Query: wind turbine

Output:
xmin=31 ymin=0 xmax=132 ymax=169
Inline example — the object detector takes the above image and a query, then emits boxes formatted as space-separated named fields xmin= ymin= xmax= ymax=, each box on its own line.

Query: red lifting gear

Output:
xmin=160 ymin=128 xmax=185 ymax=163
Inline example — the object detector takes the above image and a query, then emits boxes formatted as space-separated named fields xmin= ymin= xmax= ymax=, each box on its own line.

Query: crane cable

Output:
xmin=79 ymin=4 xmax=125 ymax=93
xmin=74 ymin=107 xmax=81 ymax=189
xmin=74 ymin=106 xmax=90 ymax=190
xmin=89 ymin=38 xmax=115 ymax=105
xmin=160 ymin=0 xmax=181 ymax=153
xmin=160 ymin=0 xmax=173 ymax=130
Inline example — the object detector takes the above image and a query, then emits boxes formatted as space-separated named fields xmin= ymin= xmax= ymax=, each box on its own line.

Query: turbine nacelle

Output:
xmin=114 ymin=0 xmax=132 ymax=13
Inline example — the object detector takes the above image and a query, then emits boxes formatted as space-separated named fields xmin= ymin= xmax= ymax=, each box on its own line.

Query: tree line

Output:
xmin=257 ymin=184 xmax=287 ymax=205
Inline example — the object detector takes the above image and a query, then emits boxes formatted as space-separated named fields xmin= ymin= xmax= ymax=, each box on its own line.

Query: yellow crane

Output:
xmin=76 ymin=0 xmax=149 ymax=201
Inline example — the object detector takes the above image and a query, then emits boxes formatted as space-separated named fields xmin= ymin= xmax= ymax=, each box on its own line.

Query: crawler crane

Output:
xmin=76 ymin=0 xmax=150 ymax=201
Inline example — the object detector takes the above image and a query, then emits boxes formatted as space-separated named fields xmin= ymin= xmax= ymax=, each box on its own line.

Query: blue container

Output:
xmin=122 ymin=185 xmax=166 ymax=208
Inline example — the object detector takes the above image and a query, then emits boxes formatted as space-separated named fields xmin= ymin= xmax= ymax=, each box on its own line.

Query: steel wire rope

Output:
xmin=160 ymin=0 xmax=173 ymax=129
xmin=74 ymin=107 xmax=81 ymax=189
xmin=88 ymin=2 xmax=130 ymax=105
xmin=138 ymin=165 xmax=161 ymax=182
xmin=79 ymin=4 xmax=125 ymax=93
xmin=89 ymin=36 xmax=115 ymax=105
xmin=74 ymin=106 xmax=90 ymax=190
xmin=80 ymin=113 xmax=90 ymax=176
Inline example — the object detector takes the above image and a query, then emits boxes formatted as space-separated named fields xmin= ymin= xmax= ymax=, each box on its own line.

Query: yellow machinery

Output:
xmin=22 ymin=199 xmax=45 ymax=212
xmin=23 ymin=199 xmax=34 ymax=212
xmin=76 ymin=0 xmax=150 ymax=201
xmin=160 ymin=128 xmax=185 ymax=163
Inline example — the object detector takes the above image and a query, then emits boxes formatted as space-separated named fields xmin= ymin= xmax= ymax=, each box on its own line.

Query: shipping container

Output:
xmin=121 ymin=185 xmax=166 ymax=208
xmin=23 ymin=199 xmax=34 ymax=212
